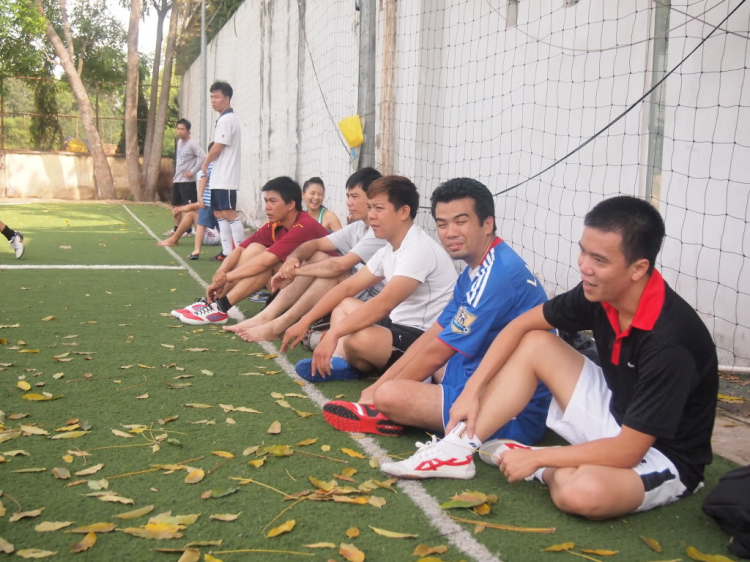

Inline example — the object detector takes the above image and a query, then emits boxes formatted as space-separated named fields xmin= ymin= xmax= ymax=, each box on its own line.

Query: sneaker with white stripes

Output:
xmin=478 ymin=439 xmax=548 ymax=483
xmin=171 ymin=297 xmax=208 ymax=318
xmin=179 ymin=302 xmax=229 ymax=325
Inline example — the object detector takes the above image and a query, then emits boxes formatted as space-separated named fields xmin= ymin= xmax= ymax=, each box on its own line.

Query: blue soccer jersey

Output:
xmin=437 ymin=238 xmax=552 ymax=443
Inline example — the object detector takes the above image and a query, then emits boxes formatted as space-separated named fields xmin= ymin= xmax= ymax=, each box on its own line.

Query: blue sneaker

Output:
xmin=295 ymin=357 xmax=362 ymax=382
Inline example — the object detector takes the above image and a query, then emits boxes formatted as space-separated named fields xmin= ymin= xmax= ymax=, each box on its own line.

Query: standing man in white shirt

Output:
xmin=202 ymin=81 xmax=242 ymax=261
xmin=167 ymin=118 xmax=205 ymax=236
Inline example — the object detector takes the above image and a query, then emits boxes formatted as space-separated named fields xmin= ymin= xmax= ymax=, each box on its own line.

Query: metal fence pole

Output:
xmin=645 ymin=0 xmax=670 ymax=205
xmin=357 ymin=0 xmax=376 ymax=169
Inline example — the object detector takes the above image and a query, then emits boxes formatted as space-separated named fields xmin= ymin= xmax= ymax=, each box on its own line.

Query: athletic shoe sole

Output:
xmin=295 ymin=359 xmax=360 ymax=382
xmin=179 ymin=313 xmax=228 ymax=325
xmin=380 ymin=456 xmax=475 ymax=479
xmin=323 ymin=403 xmax=404 ymax=436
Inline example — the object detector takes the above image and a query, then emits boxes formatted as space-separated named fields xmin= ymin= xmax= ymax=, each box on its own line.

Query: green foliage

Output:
xmin=0 ymin=0 xmax=47 ymax=79
xmin=29 ymin=76 xmax=64 ymax=150
xmin=176 ymin=0 xmax=246 ymax=75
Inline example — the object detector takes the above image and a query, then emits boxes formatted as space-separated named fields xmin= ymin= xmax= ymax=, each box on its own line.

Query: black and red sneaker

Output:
xmin=210 ymin=252 xmax=227 ymax=262
xmin=323 ymin=401 xmax=404 ymax=436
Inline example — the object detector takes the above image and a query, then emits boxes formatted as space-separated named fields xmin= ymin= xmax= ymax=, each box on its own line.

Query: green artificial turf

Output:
xmin=0 ymin=202 xmax=741 ymax=562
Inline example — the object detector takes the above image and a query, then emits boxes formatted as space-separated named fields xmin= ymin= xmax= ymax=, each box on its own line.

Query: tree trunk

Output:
xmin=125 ymin=0 xmax=143 ymax=200
xmin=142 ymin=0 xmax=169 ymax=180
xmin=35 ymin=0 xmax=114 ymax=199
xmin=143 ymin=0 xmax=179 ymax=199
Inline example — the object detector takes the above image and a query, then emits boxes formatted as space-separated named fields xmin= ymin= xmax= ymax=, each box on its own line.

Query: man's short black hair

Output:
xmin=584 ymin=195 xmax=665 ymax=274
xmin=176 ymin=118 xmax=191 ymax=130
xmin=303 ymin=177 xmax=325 ymax=192
xmin=367 ymin=176 xmax=419 ymax=220
xmin=430 ymin=178 xmax=496 ymax=234
xmin=346 ymin=167 xmax=382 ymax=194
xmin=210 ymin=81 xmax=233 ymax=99
xmin=262 ymin=176 xmax=302 ymax=212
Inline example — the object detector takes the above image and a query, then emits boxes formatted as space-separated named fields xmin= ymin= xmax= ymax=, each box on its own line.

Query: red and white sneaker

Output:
xmin=179 ymin=302 xmax=229 ymax=325
xmin=479 ymin=439 xmax=546 ymax=482
xmin=380 ymin=434 xmax=476 ymax=480
xmin=171 ymin=297 xmax=208 ymax=318
xmin=323 ymin=401 xmax=404 ymax=436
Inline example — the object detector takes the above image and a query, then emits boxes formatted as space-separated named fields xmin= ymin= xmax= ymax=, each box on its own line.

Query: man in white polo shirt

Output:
xmin=201 ymin=81 xmax=242 ymax=261
xmin=281 ymin=175 xmax=457 ymax=382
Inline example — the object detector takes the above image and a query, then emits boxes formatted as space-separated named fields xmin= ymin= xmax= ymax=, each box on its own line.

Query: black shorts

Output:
xmin=376 ymin=317 xmax=425 ymax=369
xmin=211 ymin=189 xmax=238 ymax=211
xmin=172 ymin=182 xmax=198 ymax=206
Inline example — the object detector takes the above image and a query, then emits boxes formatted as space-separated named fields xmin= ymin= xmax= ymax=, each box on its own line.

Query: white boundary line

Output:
xmin=1 ymin=265 xmax=184 ymax=270
xmin=130 ymin=203 xmax=500 ymax=562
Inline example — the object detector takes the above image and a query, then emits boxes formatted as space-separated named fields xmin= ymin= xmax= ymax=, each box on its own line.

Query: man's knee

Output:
xmin=305 ymin=251 xmax=331 ymax=264
xmin=373 ymin=381 xmax=403 ymax=416
xmin=551 ymin=468 xmax=620 ymax=519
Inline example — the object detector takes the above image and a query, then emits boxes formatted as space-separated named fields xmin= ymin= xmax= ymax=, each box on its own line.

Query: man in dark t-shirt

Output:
xmin=170 ymin=177 xmax=330 ymax=326
xmin=381 ymin=195 xmax=718 ymax=520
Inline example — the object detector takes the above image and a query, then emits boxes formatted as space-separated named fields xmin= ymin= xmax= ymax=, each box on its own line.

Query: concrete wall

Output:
xmin=0 ymin=151 xmax=174 ymax=200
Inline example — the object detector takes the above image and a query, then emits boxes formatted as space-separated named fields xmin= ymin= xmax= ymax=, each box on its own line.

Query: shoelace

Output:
xmin=195 ymin=303 xmax=220 ymax=317
xmin=411 ymin=435 xmax=441 ymax=459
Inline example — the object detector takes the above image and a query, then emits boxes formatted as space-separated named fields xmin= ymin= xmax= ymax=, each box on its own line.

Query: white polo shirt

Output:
xmin=366 ymin=224 xmax=457 ymax=330
xmin=210 ymin=109 xmax=241 ymax=190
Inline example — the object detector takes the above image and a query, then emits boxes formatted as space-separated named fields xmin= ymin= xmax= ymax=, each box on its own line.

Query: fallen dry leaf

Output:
xmin=16 ymin=549 xmax=57 ymax=558
xmin=75 ymin=463 xmax=104 ymax=476
xmin=136 ymin=392 xmax=149 ymax=399
xmin=41 ymin=316 xmax=55 ymax=322
xmin=641 ymin=536 xmax=662 ymax=553
xmin=413 ymin=544 xmax=448 ymax=556
xmin=339 ymin=542 xmax=365 ymax=562
xmin=267 ymin=519 xmax=295 ymax=538
xmin=177 ymin=549 xmax=200 ymax=562
xmin=111 ymin=429 xmax=134 ymax=439
xmin=341 ymin=448 xmax=366 ymax=459
xmin=542 ymin=542 xmax=575 ymax=552
xmin=370 ymin=526 xmax=418 ymax=538
xmin=242 ymin=446 xmax=259 ymax=456
xmin=184 ymin=469 xmax=205 ymax=484
xmin=267 ymin=420 xmax=281 ymax=434
xmin=248 ymin=457 xmax=266 ymax=468
xmin=209 ymin=513 xmax=241 ymax=522
xmin=51 ymin=467 xmax=71 ymax=480
xmin=116 ymin=505 xmax=154 ymax=520
xmin=22 ymin=393 xmax=61 ymax=401
xmin=184 ymin=403 xmax=212 ymax=409
xmin=35 ymin=521 xmax=73 ymax=532
xmin=346 ymin=527 xmax=360 ymax=538
xmin=9 ymin=508 xmax=44 ymax=522
xmin=118 ymin=527 xmax=183 ymax=540
xmin=17 ymin=381 xmax=31 ymax=391
xmin=686 ymin=546 xmax=735 ymax=562
xmin=0 ymin=537 xmax=12 ymax=554
xmin=69 ymin=522 xmax=116 ymax=533
xmin=580 ymin=548 xmax=619 ymax=555
xmin=49 ymin=431 xmax=88 ymax=440
xmin=11 ymin=468 xmax=46 ymax=473
xmin=20 ymin=425 xmax=49 ymax=436
xmin=70 ymin=531 xmax=96 ymax=553
xmin=303 ymin=542 xmax=336 ymax=549
xmin=296 ymin=438 xmax=317 ymax=447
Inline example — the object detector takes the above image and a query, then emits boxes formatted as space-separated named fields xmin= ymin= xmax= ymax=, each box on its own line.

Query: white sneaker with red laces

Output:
xmin=171 ymin=297 xmax=208 ymax=318
xmin=380 ymin=426 xmax=478 ymax=480
xmin=179 ymin=302 xmax=229 ymax=325
xmin=479 ymin=439 xmax=548 ymax=483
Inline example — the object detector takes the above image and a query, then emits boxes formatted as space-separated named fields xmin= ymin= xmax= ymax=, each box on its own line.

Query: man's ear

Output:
xmin=630 ymin=258 xmax=650 ymax=282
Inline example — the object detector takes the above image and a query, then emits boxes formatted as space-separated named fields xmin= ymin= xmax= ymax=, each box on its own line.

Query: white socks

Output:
xmin=216 ymin=219 xmax=233 ymax=256
xmin=441 ymin=422 xmax=482 ymax=459
xmin=228 ymin=219 xmax=244 ymax=247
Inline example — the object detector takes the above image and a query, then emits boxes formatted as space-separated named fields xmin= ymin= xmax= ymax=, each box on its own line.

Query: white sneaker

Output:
xmin=179 ymin=302 xmax=229 ymax=325
xmin=478 ymin=439 xmax=547 ymax=482
xmin=10 ymin=231 xmax=24 ymax=258
xmin=380 ymin=434 xmax=476 ymax=480
xmin=163 ymin=228 xmax=176 ymax=236
xmin=170 ymin=297 xmax=207 ymax=318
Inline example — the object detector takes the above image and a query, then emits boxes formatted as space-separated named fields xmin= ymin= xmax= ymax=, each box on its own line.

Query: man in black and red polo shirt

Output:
xmin=382 ymin=195 xmax=718 ymax=520
xmin=171 ymin=176 xmax=330 ymax=325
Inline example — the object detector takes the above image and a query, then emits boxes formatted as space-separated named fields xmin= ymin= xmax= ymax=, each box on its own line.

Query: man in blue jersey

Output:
xmin=322 ymin=178 xmax=553 ymax=478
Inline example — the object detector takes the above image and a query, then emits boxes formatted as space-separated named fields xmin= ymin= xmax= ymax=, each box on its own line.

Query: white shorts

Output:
xmin=546 ymin=357 xmax=689 ymax=513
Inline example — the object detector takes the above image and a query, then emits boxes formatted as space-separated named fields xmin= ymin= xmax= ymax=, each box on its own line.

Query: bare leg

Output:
xmin=237 ymin=276 xmax=340 ymax=341
xmin=375 ymin=380 xmax=444 ymax=431
xmin=158 ymin=211 xmax=196 ymax=246
xmin=191 ymin=224 xmax=207 ymax=256
xmin=224 ymin=275 xmax=316 ymax=333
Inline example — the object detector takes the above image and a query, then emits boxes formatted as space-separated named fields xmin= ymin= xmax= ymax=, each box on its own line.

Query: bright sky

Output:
xmin=111 ymin=4 xmax=162 ymax=56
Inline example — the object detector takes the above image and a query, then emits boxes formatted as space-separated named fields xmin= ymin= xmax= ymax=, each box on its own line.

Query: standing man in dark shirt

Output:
xmin=382 ymin=195 xmax=718 ymax=520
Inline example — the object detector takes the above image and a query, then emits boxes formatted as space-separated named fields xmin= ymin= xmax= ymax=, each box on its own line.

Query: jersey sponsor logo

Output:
xmin=451 ymin=305 xmax=478 ymax=335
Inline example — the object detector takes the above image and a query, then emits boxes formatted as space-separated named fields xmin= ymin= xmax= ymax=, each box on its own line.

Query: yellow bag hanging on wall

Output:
xmin=338 ymin=115 xmax=364 ymax=148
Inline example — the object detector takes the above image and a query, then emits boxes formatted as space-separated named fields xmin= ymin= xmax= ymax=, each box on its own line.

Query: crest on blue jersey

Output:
xmin=451 ymin=305 xmax=477 ymax=335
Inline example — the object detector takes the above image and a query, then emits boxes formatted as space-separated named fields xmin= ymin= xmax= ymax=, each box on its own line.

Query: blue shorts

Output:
xmin=211 ymin=189 xmax=237 ymax=211
xmin=197 ymin=206 xmax=218 ymax=229
xmin=440 ymin=361 xmax=552 ymax=444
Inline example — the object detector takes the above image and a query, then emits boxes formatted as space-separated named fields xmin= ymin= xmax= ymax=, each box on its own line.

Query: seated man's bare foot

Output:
xmin=238 ymin=323 xmax=284 ymax=343
xmin=223 ymin=314 xmax=267 ymax=333
xmin=157 ymin=239 xmax=178 ymax=246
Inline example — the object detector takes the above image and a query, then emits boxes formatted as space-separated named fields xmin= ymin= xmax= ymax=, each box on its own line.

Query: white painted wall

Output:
xmin=181 ymin=0 xmax=750 ymax=365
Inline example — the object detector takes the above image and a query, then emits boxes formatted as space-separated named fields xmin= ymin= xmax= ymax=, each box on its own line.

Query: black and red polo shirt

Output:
xmin=543 ymin=270 xmax=718 ymax=491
